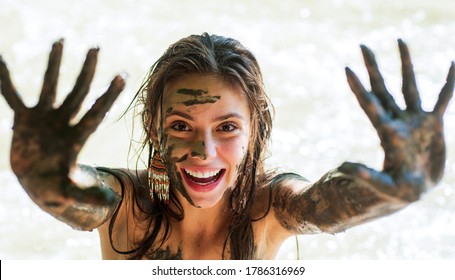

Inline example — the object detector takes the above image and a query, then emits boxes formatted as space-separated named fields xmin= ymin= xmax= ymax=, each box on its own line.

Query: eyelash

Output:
xmin=169 ymin=121 xmax=239 ymax=133
xmin=217 ymin=122 xmax=238 ymax=132
xmin=170 ymin=121 xmax=192 ymax=132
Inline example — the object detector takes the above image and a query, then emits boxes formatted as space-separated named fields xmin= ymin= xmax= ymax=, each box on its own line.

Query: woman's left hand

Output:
xmin=341 ymin=39 xmax=454 ymax=201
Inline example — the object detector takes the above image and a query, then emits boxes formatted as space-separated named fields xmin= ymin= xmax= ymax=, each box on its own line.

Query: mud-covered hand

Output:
xmin=0 ymin=40 xmax=126 ymax=207
xmin=342 ymin=39 xmax=454 ymax=202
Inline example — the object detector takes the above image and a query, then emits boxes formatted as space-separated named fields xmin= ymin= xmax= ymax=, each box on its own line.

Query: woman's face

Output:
xmin=160 ymin=74 xmax=251 ymax=208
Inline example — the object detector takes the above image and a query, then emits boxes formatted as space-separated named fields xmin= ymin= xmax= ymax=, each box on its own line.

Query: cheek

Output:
xmin=161 ymin=135 xmax=190 ymax=163
xmin=161 ymin=136 xmax=195 ymax=204
xmin=162 ymin=130 xmax=250 ymax=167
xmin=159 ymin=136 xmax=189 ymax=180
xmin=221 ymin=136 xmax=249 ymax=169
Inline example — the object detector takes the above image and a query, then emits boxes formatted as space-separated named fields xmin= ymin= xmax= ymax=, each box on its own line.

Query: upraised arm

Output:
xmin=0 ymin=40 xmax=126 ymax=230
xmin=271 ymin=40 xmax=454 ymax=235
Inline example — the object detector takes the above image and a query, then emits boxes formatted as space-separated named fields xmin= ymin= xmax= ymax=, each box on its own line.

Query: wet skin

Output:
xmin=0 ymin=41 xmax=125 ymax=230
xmin=1 ymin=40 xmax=453 ymax=259
xmin=160 ymin=74 xmax=251 ymax=208
xmin=271 ymin=40 xmax=455 ymax=235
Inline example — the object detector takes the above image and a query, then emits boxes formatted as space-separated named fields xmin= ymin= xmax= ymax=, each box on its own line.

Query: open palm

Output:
xmin=0 ymin=40 xmax=125 ymax=206
xmin=342 ymin=40 xmax=454 ymax=201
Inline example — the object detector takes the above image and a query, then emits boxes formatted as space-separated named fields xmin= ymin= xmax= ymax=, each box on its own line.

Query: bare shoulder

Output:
xmin=94 ymin=167 xmax=123 ymax=194
xmin=93 ymin=167 xmax=148 ymax=196
xmin=252 ymin=172 xmax=310 ymax=214
xmin=96 ymin=167 xmax=150 ymax=257
xmin=271 ymin=172 xmax=311 ymax=193
xmin=259 ymin=172 xmax=313 ymax=238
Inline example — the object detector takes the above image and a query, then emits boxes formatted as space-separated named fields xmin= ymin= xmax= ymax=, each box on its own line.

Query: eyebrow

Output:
xmin=166 ymin=110 xmax=194 ymax=121
xmin=166 ymin=110 xmax=246 ymax=122
xmin=215 ymin=113 xmax=246 ymax=122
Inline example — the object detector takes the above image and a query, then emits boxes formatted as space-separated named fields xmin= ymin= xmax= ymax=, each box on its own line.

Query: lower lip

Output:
xmin=181 ymin=169 xmax=225 ymax=193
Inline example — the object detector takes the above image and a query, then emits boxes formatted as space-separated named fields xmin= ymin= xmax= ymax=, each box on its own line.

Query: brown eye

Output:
xmin=218 ymin=122 xmax=238 ymax=132
xmin=171 ymin=121 xmax=191 ymax=132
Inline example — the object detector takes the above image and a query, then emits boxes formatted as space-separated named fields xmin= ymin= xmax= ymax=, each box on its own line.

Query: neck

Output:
xmin=164 ymin=191 xmax=233 ymax=259
xmin=171 ymin=190 xmax=232 ymax=239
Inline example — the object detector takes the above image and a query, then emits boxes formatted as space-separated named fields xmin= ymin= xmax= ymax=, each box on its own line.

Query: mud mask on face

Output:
xmin=159 ymin=88 xmax=222 ymax=207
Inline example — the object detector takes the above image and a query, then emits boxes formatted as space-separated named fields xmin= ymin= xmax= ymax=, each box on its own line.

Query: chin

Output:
xmin=192 ymin=200 xmax=220 ymax=209
xmin=186 ymin=188 xmax=228 ymax=209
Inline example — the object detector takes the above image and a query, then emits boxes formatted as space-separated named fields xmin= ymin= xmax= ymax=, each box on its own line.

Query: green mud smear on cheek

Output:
xmin=177 ymin=154 xmax=188 ymax=162
xmin=163 ymin=144 xmax=197 ymax=207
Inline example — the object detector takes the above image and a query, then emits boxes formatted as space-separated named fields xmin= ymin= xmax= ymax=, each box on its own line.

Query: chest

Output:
xmin=150 ymin=218 xmax=279 ymax=259
xmin=99 ymin=214 xmax=278 ymax=260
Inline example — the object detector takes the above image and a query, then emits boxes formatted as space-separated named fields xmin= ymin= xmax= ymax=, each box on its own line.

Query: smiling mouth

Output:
xmin=183 ymin=169 xmax=225 ymax=186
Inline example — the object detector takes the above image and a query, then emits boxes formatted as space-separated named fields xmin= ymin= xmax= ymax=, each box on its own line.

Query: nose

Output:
xmin=190 ymin=131 xmax=217 ymax=160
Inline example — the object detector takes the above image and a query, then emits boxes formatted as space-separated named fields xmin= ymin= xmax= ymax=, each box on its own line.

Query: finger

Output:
xmin=338 ymin=162 xmax=398 ymax=196
xmin=0 ymin=55 xmax=26 ymax=112
xmin=398 ymin=39 xmax=422 ymax=112
xmin=59 ymin=47 xmax=99 ymax=119
xmin=360 ymin=45 xmax=402 ymax=117
xmin=73 ymin=74 xmax=126 ymax=146
xmin=345 ymin=67 xmax=391 ymax=129
xmin=37 ymin=39 xmax=64 ymax=110
xmin=433 ymin=61 xmax=455 ymax=116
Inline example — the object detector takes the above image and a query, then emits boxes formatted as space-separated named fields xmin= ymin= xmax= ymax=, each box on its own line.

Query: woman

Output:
xmin=0 ymin=33 xmax=453 ymax=259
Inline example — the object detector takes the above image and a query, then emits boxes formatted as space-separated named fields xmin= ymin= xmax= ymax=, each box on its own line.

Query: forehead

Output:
xmin=162 ymin=74 xmax=250 ymax=116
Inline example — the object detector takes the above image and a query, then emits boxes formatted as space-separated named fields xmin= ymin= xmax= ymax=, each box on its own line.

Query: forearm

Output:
xmin=271 ymin=40 xmax=452 ymax=237
xmin=272 ymin=168 xmax=410 ymax=235
xmin=1 ymin=40 xmax=126 ymax=231
xmin=17 ymin=164 xmax=121 ymax=231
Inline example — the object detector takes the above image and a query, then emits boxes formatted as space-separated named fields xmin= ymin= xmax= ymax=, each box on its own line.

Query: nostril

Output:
xmin=190 ymin=138 xmax=216 ymax=160
xmin=191 ymin=151 xmax=207 ymax=160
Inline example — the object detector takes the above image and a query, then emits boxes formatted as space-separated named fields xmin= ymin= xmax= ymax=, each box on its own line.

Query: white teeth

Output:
xmin=185 ymin=169 xmax=221 ymax=178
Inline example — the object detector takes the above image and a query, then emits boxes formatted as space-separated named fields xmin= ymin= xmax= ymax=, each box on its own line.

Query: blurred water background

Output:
xmin=1 ymin=0 xmax=454 ymax=259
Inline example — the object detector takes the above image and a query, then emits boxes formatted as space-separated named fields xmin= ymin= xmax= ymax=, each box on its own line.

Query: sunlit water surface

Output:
xmin=1 ymin=0 xmax=455 ymax=259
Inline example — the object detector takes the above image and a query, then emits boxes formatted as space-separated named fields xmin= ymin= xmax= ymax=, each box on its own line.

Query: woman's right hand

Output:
xmin=0 ymin=40 xmax=126 ymax=208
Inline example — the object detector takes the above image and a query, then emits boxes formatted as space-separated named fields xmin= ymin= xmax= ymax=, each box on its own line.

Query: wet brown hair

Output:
xmin=110 ymin=33 xmax=273 ymax=259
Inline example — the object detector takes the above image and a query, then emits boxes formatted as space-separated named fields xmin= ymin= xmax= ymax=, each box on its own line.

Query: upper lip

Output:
xmin=183 ymin=168 xmax=223 ymax=179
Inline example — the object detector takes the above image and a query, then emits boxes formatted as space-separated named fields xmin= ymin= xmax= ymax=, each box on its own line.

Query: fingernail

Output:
xmin=119 ymin=72 xmax=129 ymax=80
xmin=89 ymin=46 xmax=100 ymax=54
xmin=53 ymin=38 xmax=64 ymax=47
